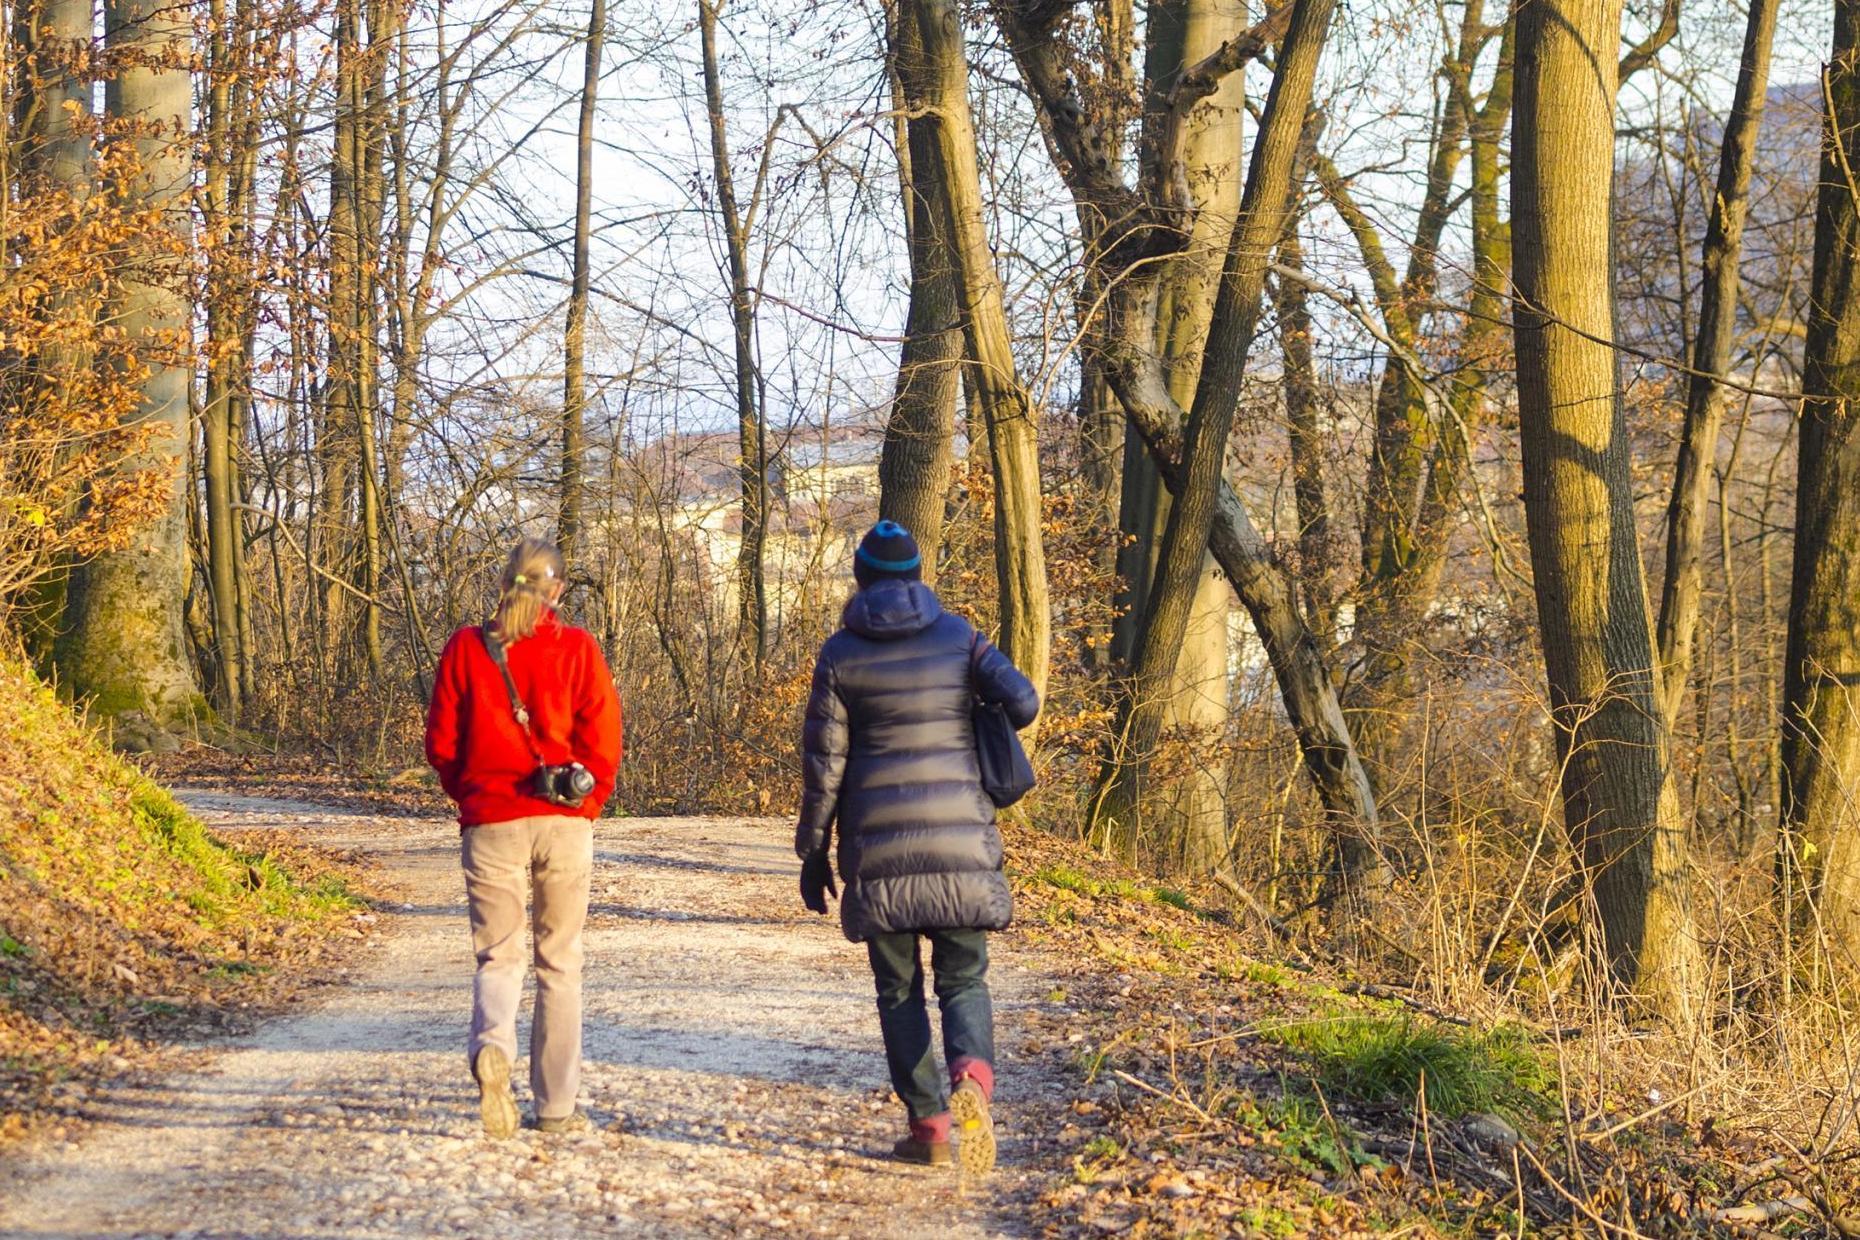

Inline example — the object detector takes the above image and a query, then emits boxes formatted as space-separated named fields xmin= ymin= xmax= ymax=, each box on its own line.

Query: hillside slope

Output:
xmin=0 ymin=658 xmax=366 ymax=1140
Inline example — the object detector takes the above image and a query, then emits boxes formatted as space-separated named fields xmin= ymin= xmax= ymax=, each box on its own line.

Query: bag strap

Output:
xmin=480 ymin=625 xmax=545 ymax=763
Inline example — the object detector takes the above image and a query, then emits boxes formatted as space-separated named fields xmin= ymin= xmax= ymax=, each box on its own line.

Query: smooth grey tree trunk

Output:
xmin=57 ymin=0 xmax=206 ymax=749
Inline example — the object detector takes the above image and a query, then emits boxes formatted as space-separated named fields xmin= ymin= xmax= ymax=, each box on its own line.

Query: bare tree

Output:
xmin=1511 ymin=0 xmax=1699 ymax=1019
xmin=1088 ymin=0 xmax=1338 ymax=876
xmin=559 ymin=0 xmax=606 ymax=566
xmin=202 ymin=0 xmax=260 ymax=717
xmin=1654 ymin=0 xmax=1782 ymax=727
xmin=698 ymin=0 xmax=769 ymax=666
xmin=1118 ymin=0 xmax=1247 ymax=869
xmin=907 ymin=0 xmax=1051 ymax=705
xmin=1782 ymin=0 xmax=1860 ymax=973
xmin=875 ymin=0 xmax=960 ymax=580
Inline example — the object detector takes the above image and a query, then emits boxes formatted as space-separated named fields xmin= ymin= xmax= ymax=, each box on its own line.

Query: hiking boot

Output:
xmin=535 ymin=1107 xmax=593 ymax=1135
xmin=472 ymin=1045 xmax=520 ymax=1140
xmin=892 ymin=1136 xmax=953 ymax=1166
xmin=950 ymin=1077 xmax=996 ymax=1176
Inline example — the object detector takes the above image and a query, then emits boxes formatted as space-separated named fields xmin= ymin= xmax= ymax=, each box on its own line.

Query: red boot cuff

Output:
xmin=950 ymin=1056 xmax=995 ymax=1100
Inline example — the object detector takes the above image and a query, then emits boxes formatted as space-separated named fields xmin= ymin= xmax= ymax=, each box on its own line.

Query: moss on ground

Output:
xmin=0 ymin=656 xmax=364 ymax=1140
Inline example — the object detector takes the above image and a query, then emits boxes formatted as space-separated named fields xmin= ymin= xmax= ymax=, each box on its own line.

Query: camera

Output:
xmin=530 ymin=761 xmax=596 ymax=807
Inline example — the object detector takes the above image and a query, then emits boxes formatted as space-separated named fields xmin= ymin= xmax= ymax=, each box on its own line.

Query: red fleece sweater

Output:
xmin=424 ymin=611 xmax=622 ymax=827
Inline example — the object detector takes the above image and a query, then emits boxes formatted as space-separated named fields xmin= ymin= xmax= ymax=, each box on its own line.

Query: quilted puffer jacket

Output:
xmin=794 ymin=579 xmax=1040 ymax=942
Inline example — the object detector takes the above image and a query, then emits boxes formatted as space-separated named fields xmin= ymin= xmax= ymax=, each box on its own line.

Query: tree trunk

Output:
xmin=1781 ymin=0 xmax=1860 ymax=975
xmin=15 ymin=0 xmax=91 ymax=190
xmin=559 ymin=0 xmax=604 ymax=566
xmin=323 ymin=0 xmax=365 ymax=669
xmin=987 ymin=0 xmax=1379 ymax=890
xmin=1511 ymin=0 xmax=1699 ymax=1020
xmin=1439 ymin=12 xmax=1513 ymax=516
xmin=203 ymin=0 xmax=247 ymax=718
xmin=56 ymin=0 xmax=205 ymax=749
xmin=1087 ymin=0 xmax=1244 ymax=867
xmin=698 ymin=0 xmax=768 ymax=668
xmin=1653 ymin=0 xmax=1779 ymax=727
xmin=1127 ymin=0 xmax=1245 ymax=870
xmin=230 ymin=0 xmax=260 ymax=709
xmin=355 ymin=0 xmax=391 ymax=678
xmin=876 ymin=0 xmax=960 ymax=582
xmin=1273 ymin=220 xmax=1336 ymax=636
xmin=11 ymin=0 xmax=96 ymax=659
xmin=1107 ymin=337 xmax=1383 ymax=898
xmin=909 ymin=0 xmax=1050 ymax=708
xmin=1078 ymin=350 xmax=1121 ymax=669
xmin=1092 ymin=0 xmax=1336 ymax=868
xmin=1324 ymin=1 xmax=1487 ymax=790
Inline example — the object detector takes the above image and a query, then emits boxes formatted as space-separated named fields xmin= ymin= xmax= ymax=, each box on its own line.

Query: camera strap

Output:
xmin=480 ymin=625 xmax=546 ymax=765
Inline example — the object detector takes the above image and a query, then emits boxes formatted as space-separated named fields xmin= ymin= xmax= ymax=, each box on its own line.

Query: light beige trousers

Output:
xmin=461 ymin=815 xmax=593 ymax=1120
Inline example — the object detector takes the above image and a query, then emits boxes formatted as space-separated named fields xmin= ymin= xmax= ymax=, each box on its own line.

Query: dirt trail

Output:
xmin=0 ymin=795 xmax=1069 ymax=1239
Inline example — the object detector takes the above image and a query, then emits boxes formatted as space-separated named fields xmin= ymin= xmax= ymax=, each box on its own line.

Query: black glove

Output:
xmin=800 ymin=851 xmax=837 ymax=915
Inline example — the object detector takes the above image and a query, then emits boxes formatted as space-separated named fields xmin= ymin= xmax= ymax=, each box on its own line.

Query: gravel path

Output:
xmin=0 ymin=795 xmax=1071 ymax=1239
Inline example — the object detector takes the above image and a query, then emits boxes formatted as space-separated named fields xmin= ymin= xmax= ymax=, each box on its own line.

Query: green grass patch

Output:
xmin=1231 ymin=1087 xmax=1379 ymax=1176
xmin=1234 ymin=1205 xmax=1305 ymax=1239
xmin=1151 ymin=886 xmax=1193 ymax=911
xmin=1260 ymin=1009 xmax=1555 ymax=1122
xmin=131 ymin=783 xmax=358 ymax=924
xmin=1032 ymin=864 xmax=1210 ymax=917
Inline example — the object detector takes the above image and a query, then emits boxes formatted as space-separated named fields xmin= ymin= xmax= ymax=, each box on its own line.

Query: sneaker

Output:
xmin=892 ymin=1136 xmax=953 ymax=1166
xmin=949 ymin=1077 xmax=995 ymax=1176
xmin=472 ymin=1046 xmax=520 ymax=1140
xmin=535 ymin=1107 xmax=593 ymax=1135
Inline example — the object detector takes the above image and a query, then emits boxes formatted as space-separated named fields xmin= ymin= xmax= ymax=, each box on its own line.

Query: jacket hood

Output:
xmin=842 ymin=579 xmax=943 ymax=640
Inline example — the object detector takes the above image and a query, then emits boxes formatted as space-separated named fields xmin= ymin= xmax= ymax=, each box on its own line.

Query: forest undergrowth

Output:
xmin=1004 ymin=822 xmax=1860 ymax=1237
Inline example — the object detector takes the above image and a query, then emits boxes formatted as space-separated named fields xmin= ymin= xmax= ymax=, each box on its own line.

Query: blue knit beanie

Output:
xmin=854 ymin=519 xmax=922 ymax=587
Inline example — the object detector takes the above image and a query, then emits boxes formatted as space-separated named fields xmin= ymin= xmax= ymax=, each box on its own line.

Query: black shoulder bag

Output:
xmin=970 ymin=631 xmax=1035 ymax=808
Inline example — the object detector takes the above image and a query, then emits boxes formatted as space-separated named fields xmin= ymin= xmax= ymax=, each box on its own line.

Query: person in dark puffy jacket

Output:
xmin=795 ymin=519 xmax=1040 ymax=1175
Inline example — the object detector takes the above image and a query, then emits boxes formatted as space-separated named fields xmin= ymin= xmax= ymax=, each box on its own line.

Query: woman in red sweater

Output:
xmin=424 ymin=537 xmax=622 ymax=1138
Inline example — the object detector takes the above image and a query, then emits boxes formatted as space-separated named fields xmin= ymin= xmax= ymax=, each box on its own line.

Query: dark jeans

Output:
xmin=865 ymin=928 xmax=994 ymax=1120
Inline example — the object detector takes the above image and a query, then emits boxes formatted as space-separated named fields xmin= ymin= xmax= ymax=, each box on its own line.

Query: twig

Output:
xmin=1709 ymin=1197 xmax=1813 ymax=1226
xmin=1515 ymin=1141 xmax=1650 ymax=1238
xmin=1585 ymin=1073 xmax=1728 ymax=1142
xmin=231 ymin=504 xmax=399 ymax=610
xmin=1110 ymin=1069 xmax=1215 ymax=1124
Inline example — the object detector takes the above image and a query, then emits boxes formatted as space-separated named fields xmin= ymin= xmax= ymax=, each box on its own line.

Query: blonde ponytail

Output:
xmin=489 ymin=537 xmax=565 ymax=643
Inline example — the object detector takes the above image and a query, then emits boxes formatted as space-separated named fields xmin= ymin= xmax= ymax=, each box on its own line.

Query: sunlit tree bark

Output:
xmin=908 ymin=0 xmax=1050 ymax=707
xmin=56 ymin=0 xmax=206 ymax=748
xmin=1782 ymin=0 xmax=1860 ymax=976
xmin=1091 ymin=0 xmax=1336 ymax=868
xmin=560 ymin=0 xmax=605 ymax=565
xmin=876 ymin=0 xmax=960 ymax=582
xmin=1115 ymin=0 xmax=1246 ymax=870
xmin=1511 ymin=0 xmax=1699 ymax=1020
